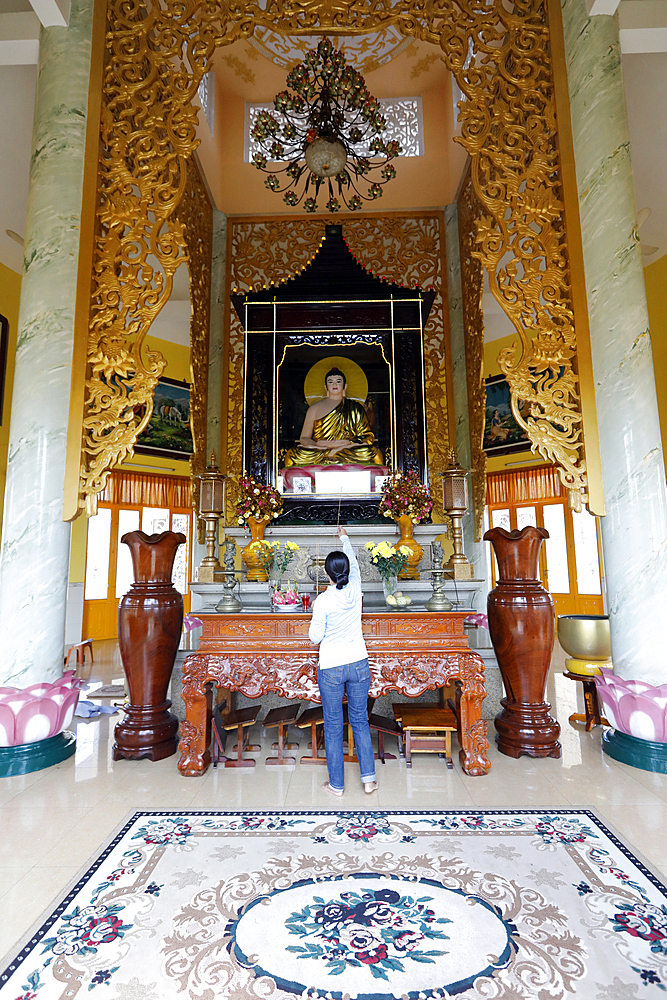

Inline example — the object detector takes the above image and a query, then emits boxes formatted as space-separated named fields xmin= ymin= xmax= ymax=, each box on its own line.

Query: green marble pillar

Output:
xmin=208 ymin=209 xmax=227 ymax=462
xmin=0 ymin=0 xmax=94 ymax=686
xmin=561 ymin=0 xmax=667 ymax=682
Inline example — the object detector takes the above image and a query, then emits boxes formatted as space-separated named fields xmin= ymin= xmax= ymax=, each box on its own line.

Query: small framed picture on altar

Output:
xmin=292 ymin=476 xmax=313 ymax=494
xmin=483 ymin=374 xmax=532 ymax=456
xmin=134 ymin=376 xmax=194 ymax=461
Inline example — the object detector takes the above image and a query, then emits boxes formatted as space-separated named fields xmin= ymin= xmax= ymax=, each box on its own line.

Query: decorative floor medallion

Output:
xmin=2 ymin=810 xmax=667 ymax=1000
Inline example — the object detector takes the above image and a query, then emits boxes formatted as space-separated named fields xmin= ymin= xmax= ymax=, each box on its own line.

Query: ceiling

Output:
xmin=1 ymin=2 xmax=666 ymax=348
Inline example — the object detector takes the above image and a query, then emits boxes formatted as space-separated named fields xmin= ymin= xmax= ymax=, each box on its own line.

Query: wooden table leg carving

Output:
xmin=456 ymin=654 xmax=491 ymax=776
xmin=178 ymin=655 xmax=213 ymax=776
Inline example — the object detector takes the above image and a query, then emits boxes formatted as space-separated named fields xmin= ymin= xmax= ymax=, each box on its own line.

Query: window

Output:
xmin=198 ymin=72 xmax=215 ymax=134
xmin=245 ymin=97 xmax=424 ymax=163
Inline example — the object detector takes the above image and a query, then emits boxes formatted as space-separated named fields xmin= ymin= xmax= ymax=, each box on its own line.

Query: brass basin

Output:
xmin=557 ymin=614 xmax=611 ymax=661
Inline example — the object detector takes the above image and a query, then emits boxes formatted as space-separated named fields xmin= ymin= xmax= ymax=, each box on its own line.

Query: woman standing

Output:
xmin=309 ymin=526 xmax=378 ymax=796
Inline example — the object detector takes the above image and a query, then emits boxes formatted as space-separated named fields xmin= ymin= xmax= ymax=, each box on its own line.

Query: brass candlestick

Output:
xmin=196 ymin=453 xmax=226 ymax=583
xmin=426 ymin=540 xmax=453 ymax=611
xmin=441 ymin=449 xmax=474 ymax=581
xmin=216 ymin=539 xmax=242 ymax=613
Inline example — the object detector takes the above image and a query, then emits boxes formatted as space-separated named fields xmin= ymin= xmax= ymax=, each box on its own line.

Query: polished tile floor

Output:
xmin=2 ymin=646 xmax=667 ymax=965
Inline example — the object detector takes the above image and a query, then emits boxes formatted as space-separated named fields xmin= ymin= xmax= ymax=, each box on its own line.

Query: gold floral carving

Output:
xmin=174 ymin=159 xmax=213 ymax=539
xmin=457 ymin=165 xmax=487 ymax=544
xmin=226 ymin=214 xmax=449 ymax=522
xmin=74 ymin=0 xmax=594 ymax=515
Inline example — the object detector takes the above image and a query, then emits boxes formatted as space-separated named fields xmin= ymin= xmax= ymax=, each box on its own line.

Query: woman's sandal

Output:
xmin=322 ymin=781 xmax=344 ymax=797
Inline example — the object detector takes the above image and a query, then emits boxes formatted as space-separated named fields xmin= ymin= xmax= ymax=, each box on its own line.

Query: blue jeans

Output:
xmin=318 ymin=658 xmax=376 ymax=791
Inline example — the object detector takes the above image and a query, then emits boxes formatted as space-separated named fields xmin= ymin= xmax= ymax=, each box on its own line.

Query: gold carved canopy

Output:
xmin=224 ymin=213 xmax=453 ymax=522
xmin=63 ymin=0 xmax=604 ymax=520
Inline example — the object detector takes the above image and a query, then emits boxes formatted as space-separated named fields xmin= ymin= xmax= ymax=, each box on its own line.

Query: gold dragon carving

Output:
xmin=174 ymin=159 xmax=213 ymax=538
xmin=75 ymin=0 xmax=590 ymax=515
xmin=226 ymin=214 xmax=449 ymax=522
xmin=457 ymin=166 xmax=487 ymax=544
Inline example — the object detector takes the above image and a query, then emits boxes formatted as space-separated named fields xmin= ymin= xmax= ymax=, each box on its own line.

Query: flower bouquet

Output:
xmin=378 ymin=470 xmax=432 ymax=522
xmin=365 ymin=541 xmax=413 ymax=608
xmin=234 ymin=474 xmax=283 ymax=525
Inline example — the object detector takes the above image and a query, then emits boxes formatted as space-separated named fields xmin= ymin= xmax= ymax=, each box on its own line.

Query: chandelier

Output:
xmin=250 ymin=39 xmax=401 ymax=213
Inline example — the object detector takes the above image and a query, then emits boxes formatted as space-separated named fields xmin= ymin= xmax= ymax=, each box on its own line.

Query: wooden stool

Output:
xmin=399 ymin=706 xmax=457 ymax=770
xmin=297 ymin=707 xmax=326 ymax=764
xmin=65 ymin=639 xmax=94 ymax=680
xmin=392 ymin=702 xmax=439 ymax=757
xmin=369 ymin=713 xmax=402 ymax=763
xmin=223 ymin=706 xmax=261 ymax=767
xmin=211 ymin=701 xmax=229 ymax=768
xmin=563 ymin=671 xmax=609 ymax=732
xmin=264 ymin=704 xmax=300 ymax=765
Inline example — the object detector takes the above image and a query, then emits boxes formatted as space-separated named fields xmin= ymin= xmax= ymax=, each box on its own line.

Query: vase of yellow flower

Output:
xmin=378 ymin=471 xmax=432 ymax=580
xmin=365 ymin=541 xmax=413 ymax=609
xmin=235 ymin=474 xmax=283 ymax=582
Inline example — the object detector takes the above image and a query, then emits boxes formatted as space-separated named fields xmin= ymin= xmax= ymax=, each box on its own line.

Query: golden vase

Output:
xmin=242 ymin=516 xmax=270 ymax=582
xmin=395 ymin=514 xmax=423 ymax=580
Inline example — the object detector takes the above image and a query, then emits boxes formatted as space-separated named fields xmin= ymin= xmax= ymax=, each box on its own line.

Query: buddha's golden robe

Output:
xmin=283 ymin=398 xmax=384 ymax=467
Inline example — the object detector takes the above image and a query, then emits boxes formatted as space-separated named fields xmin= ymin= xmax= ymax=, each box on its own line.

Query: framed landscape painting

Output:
xmin=483 ymin=374 xmax=532 ymax=456
xmin=134 ymin=376 xmax=193 ymax=460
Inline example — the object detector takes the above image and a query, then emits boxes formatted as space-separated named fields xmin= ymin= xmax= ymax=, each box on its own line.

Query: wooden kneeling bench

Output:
xmin=397 ymin=706 xmax=457 ymax=770
xmin=222 ymin=705 xmax=262 ymax=768
xmin=263 ymin=704 xmax=300 ymax=765
xmin=296 ymin=706 xmax=326 ymax=764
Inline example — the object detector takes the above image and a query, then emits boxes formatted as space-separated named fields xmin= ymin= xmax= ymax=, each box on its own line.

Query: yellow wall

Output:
xmin=644 ymin=254 xmax=667 ymax=453
xmin=0 ymin=262 xmax=21 ymax=538
xmin=483 ymin=333 xmax=547 ymax=474
xmin=68 ymin=335 xmax=193 ymax=582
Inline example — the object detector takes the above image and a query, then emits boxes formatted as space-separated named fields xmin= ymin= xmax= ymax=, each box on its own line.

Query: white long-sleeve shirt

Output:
xmin=308 ymin=534 xmax=368 ymax=669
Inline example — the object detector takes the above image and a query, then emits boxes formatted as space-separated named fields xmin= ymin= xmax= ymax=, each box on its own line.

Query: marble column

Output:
xmin=207 ymin=209 xmax=227 ymax=462
xmin=562 ymin=0 xmax=667 ymax=683
xmin=0 ymin=0 xmax=94 ymax=686
xmin=444 ymin=203 xmax=489 ymax=610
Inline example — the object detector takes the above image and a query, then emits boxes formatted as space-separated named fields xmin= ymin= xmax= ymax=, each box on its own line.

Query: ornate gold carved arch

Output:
xmin=64 ymin=0 xmax=604 ymax=519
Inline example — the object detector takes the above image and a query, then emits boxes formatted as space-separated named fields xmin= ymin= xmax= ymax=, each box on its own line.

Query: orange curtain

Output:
xmin=99 ymin=471 xmax=192 ymax=508
xmin=486 ymin=465 xmax=564 ymax=506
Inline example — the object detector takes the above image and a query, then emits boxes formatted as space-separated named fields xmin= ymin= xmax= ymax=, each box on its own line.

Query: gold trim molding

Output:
xmin=63 ymin=0 xmax=603 ymax=518
xmin=457 ymin=166 xmax=487 ymax=544
xmin=175 ymin=158 xmax=213 ymax=538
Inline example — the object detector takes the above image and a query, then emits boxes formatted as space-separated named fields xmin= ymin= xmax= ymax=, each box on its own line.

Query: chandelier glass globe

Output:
xmin=304 ymin=137 xmax=348 ymax=178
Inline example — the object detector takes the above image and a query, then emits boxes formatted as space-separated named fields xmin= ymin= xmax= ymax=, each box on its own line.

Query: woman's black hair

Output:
xmin=325 ymin=550 xmax=350 ymax=589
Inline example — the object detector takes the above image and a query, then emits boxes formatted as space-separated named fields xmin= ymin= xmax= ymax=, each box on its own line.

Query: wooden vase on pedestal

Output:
xmin=395 ymin=514 xmax=423 ymax=579
xmin=113 ymin=530 xmax=186 ymax=762
xmin=242 ymin=516 xmax=270 ymax=582
xmin=484 ymin=525 xmax=561 ymax=759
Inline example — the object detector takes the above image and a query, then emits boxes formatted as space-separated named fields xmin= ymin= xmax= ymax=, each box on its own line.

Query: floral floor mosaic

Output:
xmin=1 ymin=809 xmax=667 ymax=999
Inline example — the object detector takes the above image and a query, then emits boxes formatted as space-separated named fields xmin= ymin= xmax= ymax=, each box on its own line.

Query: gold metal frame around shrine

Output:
xmin=62 ymin=0 xmax=606 ymax=521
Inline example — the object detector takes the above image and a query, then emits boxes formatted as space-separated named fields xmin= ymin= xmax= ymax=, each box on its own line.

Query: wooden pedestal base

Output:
xmin=494 ymin=699 xmax=561 ymax=758
xmin=113 ymin=703 xmax=179 ymax=761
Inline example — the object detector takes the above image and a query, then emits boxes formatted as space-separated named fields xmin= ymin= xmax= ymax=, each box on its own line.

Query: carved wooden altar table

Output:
xmin=177 ymin=611 xmax=490 ymax=777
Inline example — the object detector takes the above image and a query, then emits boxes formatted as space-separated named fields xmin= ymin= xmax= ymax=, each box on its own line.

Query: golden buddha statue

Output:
xmin=283 ymin=367 xmax=384 ymax=467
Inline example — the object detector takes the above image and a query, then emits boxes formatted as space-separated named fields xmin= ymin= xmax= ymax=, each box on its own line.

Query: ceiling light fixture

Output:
xmin=250 ymin=38 xmax=401 ymax=213
xmin=6 ymin=230 xmax=24 ymax=247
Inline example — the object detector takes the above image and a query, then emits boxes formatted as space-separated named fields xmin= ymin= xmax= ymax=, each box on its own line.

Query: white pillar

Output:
xmin=562 ymin=0 xmax=667 ymax=682
xmin=0 ymin=0 xmax=94 ymax=686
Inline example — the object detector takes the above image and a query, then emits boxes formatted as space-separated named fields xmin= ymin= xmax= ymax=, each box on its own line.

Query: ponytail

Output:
xmin=325 ymin=551 xmax=350 ymax=590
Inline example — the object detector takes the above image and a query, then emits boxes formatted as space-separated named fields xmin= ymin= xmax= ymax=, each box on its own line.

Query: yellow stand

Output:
xmin=564 ymin=656 xmax=612 ymax=677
